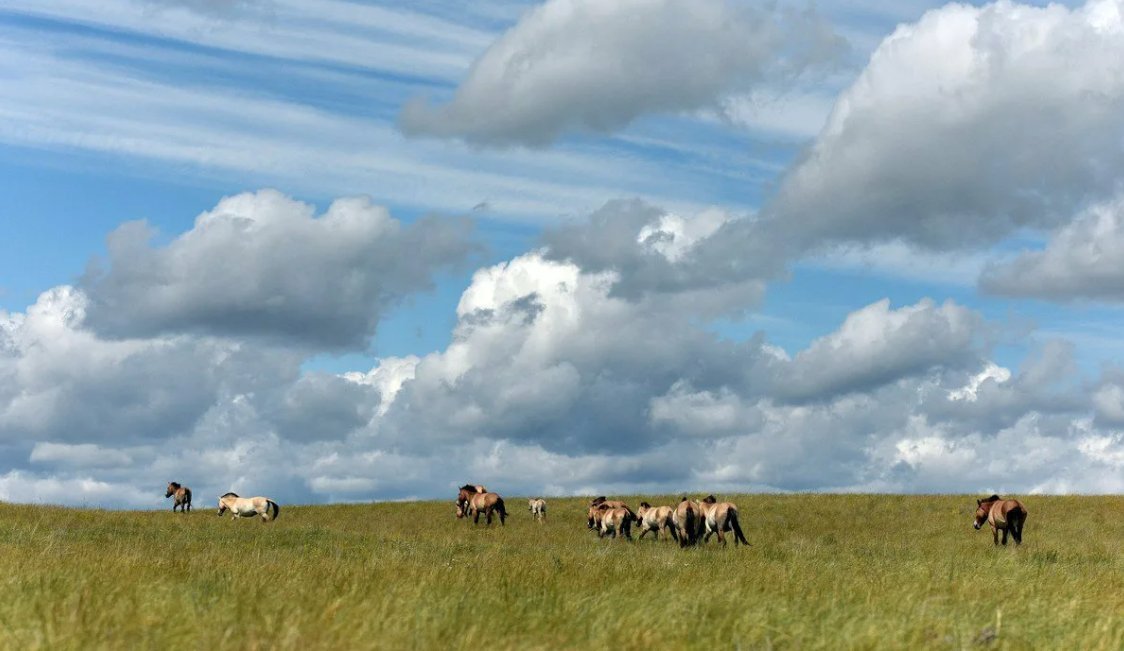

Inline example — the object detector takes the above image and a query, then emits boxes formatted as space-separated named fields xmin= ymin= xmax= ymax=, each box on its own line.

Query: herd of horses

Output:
xmin=455 ymin=486 xmax=1029 ymax=547
xmin=167 ymin=481 xmax=1029 ymax=547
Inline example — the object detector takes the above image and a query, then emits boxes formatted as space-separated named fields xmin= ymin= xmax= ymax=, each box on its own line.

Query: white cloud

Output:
xmin=400 ymin=0 xmax=844 ymax=146
xmin=81 ymin=190 xmax=472 ymax=350
xmin=30 ymin=443 xmax=132 ymax=468
xmin=981 ymin=193 xmax=1124 ymax=300
xmin=764 ymin=0 xmax=1124 ymax=251
xmin=778 ymin=298 xmax=984 ymax=401
xmin=948 ymin=363 xmax=1012 ymax=402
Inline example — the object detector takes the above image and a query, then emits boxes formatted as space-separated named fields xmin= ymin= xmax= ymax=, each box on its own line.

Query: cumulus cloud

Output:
xmin=981 ymin=194 xmax=1124 ymax=300
xmin=81 ymin=189 xmax=473 ymax=350
xmin=542 ymin=199 xmax=773 ymax=314
xmin=777 ymin=298 xmax=985 ymax=401
xmin=763 ymin=0 xmax=1124 ymax=251
xmin=0 ymin=286 xmax=291 ymax=446
xmin=400 ymin=0 xmax=845 ymax=146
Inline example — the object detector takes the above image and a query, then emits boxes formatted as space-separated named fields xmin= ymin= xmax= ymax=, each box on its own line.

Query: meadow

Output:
xmin=0 ymin=494 xmax=1120 ymax=650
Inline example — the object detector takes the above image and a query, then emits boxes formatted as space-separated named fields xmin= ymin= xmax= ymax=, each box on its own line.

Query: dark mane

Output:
xmin=639 ymin=501 xmax=651 ymax=508
xmin=168 ymin=482 xmax=181 ymax=489
xmin=983 ymin=494 xmax=1001 ymax=502
xmin=679 ymin=496 xmax=689 ymax=502
xmin=459 ymin=484 xmax=478 ymax=493
xmin=702 ymin=495 xmax=717 ymax=504
xmin=221 ymin=492 xmax=239 ymax=498
xmin=590 ymin=496 xmax=607 ymax=506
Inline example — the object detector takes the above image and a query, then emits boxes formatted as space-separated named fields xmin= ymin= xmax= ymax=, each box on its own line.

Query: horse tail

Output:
xmin=267 ymin=500 xmax=280 ymax=521
xmin=729 ymin=508 xmax=750 ymax=546
xmin=495 ymin=497 xmax=507 ymax=520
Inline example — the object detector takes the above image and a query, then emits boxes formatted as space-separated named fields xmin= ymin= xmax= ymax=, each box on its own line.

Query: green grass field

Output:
xmin=0 ymin=494 xmax=1120 ymax=650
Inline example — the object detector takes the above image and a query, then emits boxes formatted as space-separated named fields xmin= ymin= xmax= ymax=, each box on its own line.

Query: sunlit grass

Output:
xmin=0 ymin=494 xmax=1120 ymax=649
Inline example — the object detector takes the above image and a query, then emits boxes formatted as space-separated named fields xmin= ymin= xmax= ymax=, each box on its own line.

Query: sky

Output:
xmin=2 ymin=0 xmax=1123 ymax=508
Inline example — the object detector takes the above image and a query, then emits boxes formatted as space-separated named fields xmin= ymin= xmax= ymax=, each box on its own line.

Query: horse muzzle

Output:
xmin=973 ymin=522 xmax=982 ymax=530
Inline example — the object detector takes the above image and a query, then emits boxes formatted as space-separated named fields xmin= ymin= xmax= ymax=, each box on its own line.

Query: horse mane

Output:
xmin=979 ymin=494 xmax=1001 ymax=504
xmin=679 ymin=496 xmax=689 ymax=502
xmin=702 ymin=495 xmax=717 ymax=504
xmin=168 ymin=481 xmax=180 ymax=489
xmin=459 ymin=484 xmax=479 ymax=493
xmin=590 ymin=496 xmax=607 ymax=506
xmin=221 ymin=491 xmax=239 ymax=498
xmin=639 ymin=501 xmax=651 ymax=508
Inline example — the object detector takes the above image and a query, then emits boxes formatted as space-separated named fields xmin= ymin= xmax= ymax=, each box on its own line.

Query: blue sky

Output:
xmin=2 ymin=0 xmax=1123 ymax=507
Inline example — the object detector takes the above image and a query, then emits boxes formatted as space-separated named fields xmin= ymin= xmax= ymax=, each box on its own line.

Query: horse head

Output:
xmin=974 ymin=495 xmax=1001 ymax=529
xmin=217 ymin=492 xmax=238 ymax=516
xmin=165 ymin=482 xmax=180 ymax=498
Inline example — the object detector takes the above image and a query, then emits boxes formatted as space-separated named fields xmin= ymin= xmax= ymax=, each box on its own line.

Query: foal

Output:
xmin=973 ymin=495 xmax=1027 ymax=546
xmin=165 ymin=482 xmax=192 ymax=513
xmin=528 ymin=498 xmax=547 ymax=522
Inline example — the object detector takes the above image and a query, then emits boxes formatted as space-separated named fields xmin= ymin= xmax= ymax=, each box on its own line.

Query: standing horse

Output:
xmin=672 ymin=497 xmax=703 ymax=548
xmin=587 ymin=496 xmax=630 ymax=530
xmin=217 ymin=492 xmax=280 ymax=522
xmin=456 ymin=485 xmax=507 ymax=526
xmin=699 ymin=495 xmax=750 ymax=546
xmin=635 ymin=502 xmax=678 ymax=542
xmin=528 ymin=498 xmax=547 ymax=522
xmin=597 ymin=505 xmax=634 ymax=540
xmin=973 ymin=495 xmax=1027 ymax=546
xmin=165 ymin=482 xmax=192 ymax=513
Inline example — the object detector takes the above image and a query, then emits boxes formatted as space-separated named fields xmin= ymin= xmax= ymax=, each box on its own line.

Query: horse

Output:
xmin=528 ymin=498 xmax=547 ymax=522
xmin=635 ymin=502 xmax=678 ymax=542
xmin=217 ymin=492 xmax=280 ymax=522
xmin=597 ymin=504 xmax=634 ymax=540
xmin=973 ymin=494 xmax=1027 ymax=546
xmin=672 ymin=497 xmax=703 ymax=548
xmin=165 ymin=482 xmax=192 ymax=513
xmin=698 ymin=495 xmax=750 ymax=546
xmin=587 ymin=496 xmax=630 ymax=530
xmin=455 ymin=484 xmax=487 ymax=517
xmin=456 ymin=485 xmax=507 ymax=526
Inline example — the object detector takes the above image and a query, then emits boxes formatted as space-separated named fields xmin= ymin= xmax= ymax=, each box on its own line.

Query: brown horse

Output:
xmin=165 ymin=482 xmax=192 ymax=513
xmin=455 ymin=484 xmax=485 ymax=517
xmin=672 ymin=496 xmax=703 ymax=548
xmin=974 ymin=494 xmax=1027 ymax=546
xmin=597 ymin=504 xmax=634 ymax=540
xmin=587 ymin=496 xmax=630 ymax=530
xmin=635 ymin=502 xmax=678 ymax=542
xmin=456 ymin=484 xmax=507 ymax=525
xmin=699 ymin=495 xmax=750 ymax=546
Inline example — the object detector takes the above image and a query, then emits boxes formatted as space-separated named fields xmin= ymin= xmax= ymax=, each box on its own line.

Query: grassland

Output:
xmin=0 ymin=494 xmax=1120 ymax=650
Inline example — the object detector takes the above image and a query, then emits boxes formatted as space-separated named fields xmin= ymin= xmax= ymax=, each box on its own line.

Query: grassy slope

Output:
xmin=0 ymin=494 xmax=1120 ymax=650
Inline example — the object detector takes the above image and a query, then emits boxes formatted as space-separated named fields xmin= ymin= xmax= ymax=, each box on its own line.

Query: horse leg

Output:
xmin=991 ymin=525 xmax=998 ymax=546
xmin=717 ymin=526 xmax=727 ymax=546
xmin=1001 ymin=525 xmax=1008 ymax=546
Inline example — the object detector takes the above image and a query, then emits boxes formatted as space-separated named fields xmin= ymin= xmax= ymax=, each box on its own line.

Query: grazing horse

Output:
xmin=587 ymin=496 xmax=630 ymax=530
xmin=698 ymin=495 xmax=750 ymax=546
xmin=596 ymin=504 xmax=634 ymax=540
xmin=217 ymin=492 xmax=280 ymax=522
xmin=456 ymin=485 xmax=507 ymax=525
xmin=672 ymin=497 xmax=703 ymax=548
xmin=528 ymin=498 xmax=547 ymax=522
xmin=636 ymin=502 xmax=678 ymax=542
xmin=974 ymin=494 xmax=1027 ymax=546
xmin=165 ymin=482 xmax=192 ymax=513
